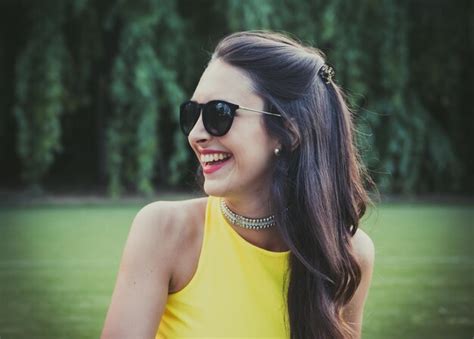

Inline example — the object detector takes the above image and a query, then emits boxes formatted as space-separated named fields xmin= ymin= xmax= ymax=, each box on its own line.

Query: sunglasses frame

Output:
xmin=180 ymin=99 xmax=282 ymax=137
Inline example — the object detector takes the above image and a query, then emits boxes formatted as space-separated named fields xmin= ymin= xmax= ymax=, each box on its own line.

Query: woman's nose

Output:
xmin=188 ymin=112 xmax=211 ymax=144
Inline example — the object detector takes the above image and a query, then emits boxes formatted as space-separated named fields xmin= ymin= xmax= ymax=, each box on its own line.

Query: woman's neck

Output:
xmin=220 ymin=194 xmax=289 ymax=252
xmin=222 ymin=196 xmax=273 ymax=220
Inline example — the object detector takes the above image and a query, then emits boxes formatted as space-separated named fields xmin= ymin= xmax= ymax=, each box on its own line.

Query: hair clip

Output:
xmin=319 ymin=63 xmax=335 ymax=84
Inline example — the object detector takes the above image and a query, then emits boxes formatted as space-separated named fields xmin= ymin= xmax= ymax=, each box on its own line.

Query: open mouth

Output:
xmin=201 ymin=153 xmax=233 ymax=174
xmin=200 ymin=153 xmax=232 ymax=165
xmin=204 ymin=157 xmax=231 ymax=166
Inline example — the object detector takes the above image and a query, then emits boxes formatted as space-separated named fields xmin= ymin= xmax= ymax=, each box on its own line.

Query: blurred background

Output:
xmin=0 ymin=0 xmax=472 ymax=338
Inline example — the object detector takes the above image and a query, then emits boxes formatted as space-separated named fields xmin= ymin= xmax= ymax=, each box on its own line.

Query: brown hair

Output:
xmin=198 ymin=30 xmax=375 ymax=338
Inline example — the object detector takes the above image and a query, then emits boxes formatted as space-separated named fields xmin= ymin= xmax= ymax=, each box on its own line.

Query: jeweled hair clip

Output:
xmin=319 ymin=63 xmax=336 ymax=84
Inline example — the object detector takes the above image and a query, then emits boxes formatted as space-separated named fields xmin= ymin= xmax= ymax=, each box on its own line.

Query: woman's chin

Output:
xmin=203 ymin=182 xmax=219 ymax=197
xmin=203 ymin=180 xmax=229 ymax=198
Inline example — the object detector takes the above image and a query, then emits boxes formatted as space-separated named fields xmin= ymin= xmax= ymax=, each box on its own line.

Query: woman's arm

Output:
xmin=101 ymin=201 xmax=181 ymax=338
xmin=342 ymin=228 xmax=375 ymax=339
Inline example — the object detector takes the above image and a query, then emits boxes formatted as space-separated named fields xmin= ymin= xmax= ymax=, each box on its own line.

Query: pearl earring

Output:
xmin=274 ymin=148 xmax=281 ymax=156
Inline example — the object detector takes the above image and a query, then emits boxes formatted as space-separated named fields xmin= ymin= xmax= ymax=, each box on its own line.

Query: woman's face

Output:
xmin=188 ymin=59 xmax=280 ymax=199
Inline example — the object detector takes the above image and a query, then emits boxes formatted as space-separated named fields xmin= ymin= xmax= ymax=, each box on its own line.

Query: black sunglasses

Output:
xmin=179 ymin=99 xmax=282 ymax=137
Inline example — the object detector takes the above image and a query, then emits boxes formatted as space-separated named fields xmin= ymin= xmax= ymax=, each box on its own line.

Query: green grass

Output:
xmin=0 ymin=200 xmax=472 ymax=338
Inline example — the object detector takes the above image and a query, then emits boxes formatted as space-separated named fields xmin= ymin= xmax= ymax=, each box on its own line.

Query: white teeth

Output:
xmin=200 ymin=153 xmax=231 ymax=163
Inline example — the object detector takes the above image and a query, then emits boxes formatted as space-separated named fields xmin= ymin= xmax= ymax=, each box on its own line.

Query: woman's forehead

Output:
xmin=191 ymin=60 xmax=260 ymax=106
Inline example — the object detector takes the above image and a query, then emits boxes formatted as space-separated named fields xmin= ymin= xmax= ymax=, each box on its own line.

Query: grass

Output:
xmin=0 ymin=198 xmax=472 ymax=338
xmin=361 ymin=203 xmax=473 ymax=338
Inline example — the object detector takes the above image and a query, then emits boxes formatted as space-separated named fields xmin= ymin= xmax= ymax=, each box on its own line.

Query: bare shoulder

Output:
xmin=115 ymin=197 xmax=207 ymax=280
xmin=350 ymin=228 xmax=375 ymax=269
xmin=135 ymin=196 xmax=208 ymax=226
xmin=341 ymin=228 xmax=375 ymax=337
xmin=133 ymin=196 xmax=208 ymax=249
xmin=100 ymin=196 xmax=208 ymax=337
xmin=142 ymin=196 xmax=208 ymax=293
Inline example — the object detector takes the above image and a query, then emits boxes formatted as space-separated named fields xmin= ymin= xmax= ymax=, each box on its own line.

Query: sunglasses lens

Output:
xmin=180 ymin=101 xmax=200 ymax=136
xmin=203 ymin=101 xmax=234 ymax=136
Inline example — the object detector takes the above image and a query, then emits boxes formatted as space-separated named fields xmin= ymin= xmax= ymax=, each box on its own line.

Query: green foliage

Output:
xmin=13 ymin=3 xmax=68 ymax=188
xmin=106 ymin=6 xmax=162 ymax=197
xmin=225 ymin=0 xmax=276 ymax=30
xmin=365 ymin=0 xmax=461 ymax=194
xmin=105 ymin=0 xmax=186 ymax=197
xmin=4 ymin=0 xmax=471 ymax=195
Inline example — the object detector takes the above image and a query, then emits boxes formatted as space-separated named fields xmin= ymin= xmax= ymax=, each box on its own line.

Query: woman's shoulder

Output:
xmin=101 ymin=197 xmax=209 ymax=336
xmin=126 ymin=196 xmax=208 ymax=275
xmin=138 ymin=196 xmax=209 ymax=214
xmin=133 ymin=196 xmax=209 ymax=293
xmin=350 ymin=228 xmax=375 ymax=269
xmin=134 ymin=196 xmax=208 ymax=234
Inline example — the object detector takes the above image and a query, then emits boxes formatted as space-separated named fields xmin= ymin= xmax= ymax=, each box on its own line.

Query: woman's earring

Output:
xmin=274 ymin=148 xmax=281 ymax=156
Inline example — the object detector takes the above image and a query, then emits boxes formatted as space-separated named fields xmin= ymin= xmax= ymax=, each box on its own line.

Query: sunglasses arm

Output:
xmin=238 ymin=106 xmax=282 ymax=117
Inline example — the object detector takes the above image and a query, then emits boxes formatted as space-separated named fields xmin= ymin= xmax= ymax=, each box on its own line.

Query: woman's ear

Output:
xmin=284 ymin=119 xmax=301 ymax=151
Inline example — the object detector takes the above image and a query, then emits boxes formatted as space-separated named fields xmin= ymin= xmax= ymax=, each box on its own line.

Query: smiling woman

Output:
xmin=187 ymin=58 xmax=282 ymax=203
xmin=101 ymin=30 xmax=376 ymax=339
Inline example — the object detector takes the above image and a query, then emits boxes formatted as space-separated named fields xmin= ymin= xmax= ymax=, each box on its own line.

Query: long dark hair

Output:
xmin=198 ymin=31 xmax=375 ymax=339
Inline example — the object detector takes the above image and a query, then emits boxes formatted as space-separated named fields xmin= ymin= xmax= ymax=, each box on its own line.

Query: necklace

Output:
xmin=220 ymin=198 xmax=276 ymax=230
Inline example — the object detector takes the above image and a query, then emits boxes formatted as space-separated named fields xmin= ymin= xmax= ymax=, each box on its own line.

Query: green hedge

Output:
xmin=0 ymin=0 xmax=471 ymax=196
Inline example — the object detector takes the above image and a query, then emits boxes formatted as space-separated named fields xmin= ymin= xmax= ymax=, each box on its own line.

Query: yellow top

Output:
xmin=156 ymin=195 xmax=291 ymax=339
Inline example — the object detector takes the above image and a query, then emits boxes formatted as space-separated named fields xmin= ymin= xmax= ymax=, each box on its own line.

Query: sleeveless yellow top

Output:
xmin=156 ymin=195 xmax=291 ymax=338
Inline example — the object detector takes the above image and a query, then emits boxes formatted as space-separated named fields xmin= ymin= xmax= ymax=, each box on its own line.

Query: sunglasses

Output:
xmin=179 ymin=99 xmax=282 ymax=137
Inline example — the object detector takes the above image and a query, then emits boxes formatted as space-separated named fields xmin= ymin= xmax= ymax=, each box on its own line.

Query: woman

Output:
xmin=102 ymin=30 xmax=375 ymax=339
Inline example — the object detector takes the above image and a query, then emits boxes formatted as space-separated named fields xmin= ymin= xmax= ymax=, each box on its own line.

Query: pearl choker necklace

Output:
xmin=220 ymin=198 xmax=275 ymax=230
